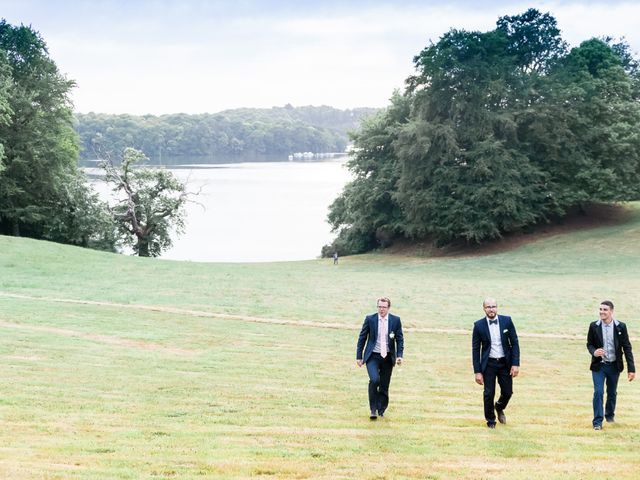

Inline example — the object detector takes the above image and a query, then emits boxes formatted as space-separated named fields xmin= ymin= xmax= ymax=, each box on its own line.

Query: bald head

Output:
xmin=483 ymin=298 xmax=497 ymax=308
xmin=483 ymin=298 xmax=498 ymax=319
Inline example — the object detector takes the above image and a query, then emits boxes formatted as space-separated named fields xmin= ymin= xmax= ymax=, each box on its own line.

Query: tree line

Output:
xmin=76 ymin=106 xmax=377 ymax=163
xmin=324 ymin=9 xmax=640 ymax=256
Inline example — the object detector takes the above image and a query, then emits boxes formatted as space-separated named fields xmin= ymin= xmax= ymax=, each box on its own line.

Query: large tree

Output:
xmin=395 ymin=22 xmax=552 ymax=245
xmin=326 ymin=9 xmax=640 ymax=253
xmin=0 ymin=21 xmax=77 ymax=236
xmin=102 ymin=148 xmax=188 ymax=257
xmin=0 ymin=20 xmax=116 ymax=250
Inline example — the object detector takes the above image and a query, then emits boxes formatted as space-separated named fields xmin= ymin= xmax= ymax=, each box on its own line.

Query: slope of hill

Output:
xmin=2 ymin=201 xmax=639 ymax=333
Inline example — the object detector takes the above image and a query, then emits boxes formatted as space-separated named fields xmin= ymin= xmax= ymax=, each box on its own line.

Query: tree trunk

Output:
xmin=137 ymin=238 xmax=150 ymax=257
xmin=12 ymin=221 xmax=20 ymax=236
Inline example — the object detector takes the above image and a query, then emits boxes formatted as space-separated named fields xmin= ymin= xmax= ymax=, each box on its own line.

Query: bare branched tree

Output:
xmin=101 ymin=148 xmax=189 ymax=257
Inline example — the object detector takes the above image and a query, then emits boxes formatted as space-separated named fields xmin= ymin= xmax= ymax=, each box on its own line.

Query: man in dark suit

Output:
xmin=356 ymin=297 xmax=404 ymax=420
xmin=472 ymin=298 xmax=520 ymax=428
xmin=587 ymin=300 xmax=635 ymax=430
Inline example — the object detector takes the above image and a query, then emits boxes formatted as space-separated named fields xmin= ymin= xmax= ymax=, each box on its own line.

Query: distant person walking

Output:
xmin=472 ymin=298 xmax=520 ymax=428
xmin=356 ymin=297 xmax=404 ymax=420
xmin=587 ymin=300 xmax=635 ymax=430
xmin=333 ymin=251 xmax=339 ymax=265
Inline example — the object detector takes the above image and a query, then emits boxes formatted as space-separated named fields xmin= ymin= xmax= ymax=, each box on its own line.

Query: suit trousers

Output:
xmin=366 ymin=352 xmax=394 ymax=414
xmin=483 ymin=357 xmax=513 ymax=423
xmin=592 ymin=362 xmax=619 ymax=426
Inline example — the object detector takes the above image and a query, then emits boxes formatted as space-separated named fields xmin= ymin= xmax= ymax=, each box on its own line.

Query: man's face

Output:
xmin=377 ymin=301 xmax=390 ymax=317
xmin=483 ymin=302 xmax=498 ymax=319
xmin=599 ymin=304 xmax=613 ymax=323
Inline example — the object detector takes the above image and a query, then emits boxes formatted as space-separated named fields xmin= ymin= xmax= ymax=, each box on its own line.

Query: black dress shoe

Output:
xmin=497 ymin=410 xmax=507 ymax=424
xmin=378 ymin=410 xmax=385 ymax=417
xmin=370 ymin=411 xmax=378 ymax=420
xmin=487 ymin=422 xmax=496 ymax=428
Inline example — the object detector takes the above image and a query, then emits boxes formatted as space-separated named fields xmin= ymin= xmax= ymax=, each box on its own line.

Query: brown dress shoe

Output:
xmin=497 ymin=410 xmax=507 ymax=424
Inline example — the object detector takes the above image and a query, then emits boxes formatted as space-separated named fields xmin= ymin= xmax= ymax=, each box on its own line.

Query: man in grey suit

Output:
xmin=356 ymin=297 xmax=404 ymax=420
xmin=472 ymin=298 xmax=520 ymax=428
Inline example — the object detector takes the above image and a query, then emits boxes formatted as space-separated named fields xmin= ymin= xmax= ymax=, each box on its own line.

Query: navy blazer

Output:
xmin=472 ymin=315 xmax=520 ymax=374
xmin=587 ymin=319 xmax=635 ymax=373
xmin=356 ymin=313 xmax=404 ymax=363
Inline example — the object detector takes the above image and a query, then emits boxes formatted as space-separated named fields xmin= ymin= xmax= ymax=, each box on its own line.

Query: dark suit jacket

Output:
xmin=587 ymin=319 xmax=635 ymax=373
xmin=356 ymin=313 xmax=404 ymax=363
xmin=472 ymin=315 xmax=520 ymax=374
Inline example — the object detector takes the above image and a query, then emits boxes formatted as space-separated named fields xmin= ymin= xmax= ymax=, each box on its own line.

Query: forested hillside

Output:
xmin=75 ymin=105 xmax=378 ymax=162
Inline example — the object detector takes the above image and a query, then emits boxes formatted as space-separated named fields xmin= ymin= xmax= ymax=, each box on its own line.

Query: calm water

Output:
xmin=91 ymin=159 xmax=352 ymax=262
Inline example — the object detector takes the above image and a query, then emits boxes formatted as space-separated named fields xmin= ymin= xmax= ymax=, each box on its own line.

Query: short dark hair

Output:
xmin=377 ymin=297 xmax=391 ymax=308
xmin=601 ymin=300 xmax=614 ymax=310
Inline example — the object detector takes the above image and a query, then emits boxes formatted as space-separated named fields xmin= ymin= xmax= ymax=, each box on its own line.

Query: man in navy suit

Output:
xmin=587 ymin=300 xmax=635 ymax=430
xmin=356 ymin=297 xmax=404 ymax=420
xmin=472 ymin=298 xmax=520 ymax=428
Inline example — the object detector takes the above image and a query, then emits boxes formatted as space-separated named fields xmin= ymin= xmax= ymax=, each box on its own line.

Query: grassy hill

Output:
xmin=1 ymin=203 xmax=640 ymax=478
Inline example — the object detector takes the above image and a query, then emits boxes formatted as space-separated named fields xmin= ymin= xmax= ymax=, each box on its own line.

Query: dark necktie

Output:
xmin=489 ymin=320 xmax=497 ymax=325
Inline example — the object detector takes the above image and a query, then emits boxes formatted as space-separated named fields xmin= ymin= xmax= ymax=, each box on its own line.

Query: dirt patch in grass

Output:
xmin=385 ymin=203 xmax=633 ymax=258
xmin=0 ymin=320 xmax=195 ymax=356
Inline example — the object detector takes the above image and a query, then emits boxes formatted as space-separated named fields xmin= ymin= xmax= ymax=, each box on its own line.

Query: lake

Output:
xmin=90 ymin=159 xmax=352 ymax=262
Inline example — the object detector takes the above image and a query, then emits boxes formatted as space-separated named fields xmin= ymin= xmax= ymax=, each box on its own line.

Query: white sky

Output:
xmin=1 ymin=0 xmax=639 ymax=115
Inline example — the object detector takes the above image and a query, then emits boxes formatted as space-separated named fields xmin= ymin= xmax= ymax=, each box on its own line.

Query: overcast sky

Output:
xmin=2 ymin=0 xmax=639 ymax=115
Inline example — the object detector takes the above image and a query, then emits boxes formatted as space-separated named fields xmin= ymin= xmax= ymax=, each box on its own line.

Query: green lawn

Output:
xmin=1 ymin=203 xmax=640 ymax=479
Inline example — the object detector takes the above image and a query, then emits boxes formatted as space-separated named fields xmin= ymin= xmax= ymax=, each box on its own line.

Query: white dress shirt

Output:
xmin=487 ymin=317 xmax=505 ymax=359
xmin=374 ymin=315 xmax=388 ymax=357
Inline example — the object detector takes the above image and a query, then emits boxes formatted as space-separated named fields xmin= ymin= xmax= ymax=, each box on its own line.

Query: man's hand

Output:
xmin=511 ymin=366 xmax=519 ymax=378
xmin=629 ymin=372 xmax=636 ymax=382
xmin=475 ymin=373 xmax=484 ymax=385
xmin=356 ymin=359 xmax=364 ymax=367
xmin=594 ymin=348 xmax=606 ymax=357
xmin=396 ymin=357 xmax=403 ymax=366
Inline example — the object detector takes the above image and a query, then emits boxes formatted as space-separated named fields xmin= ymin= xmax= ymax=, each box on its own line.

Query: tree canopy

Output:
xmin=326 ymin=9 xmax=640 ymax=254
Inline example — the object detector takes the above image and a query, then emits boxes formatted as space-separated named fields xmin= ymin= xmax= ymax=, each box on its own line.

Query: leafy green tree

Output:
xmin=394 ymin=12 xmax=558 ymax=245
xmin=42 ymin=172 xmax=118 ymax=251
xmin=516 ymin=37 xmax=640 ymax=215
xmin=102 ymin=148 xmax=188 ymax=257
xmin=496 ymin=8 xmax=567 ymax=74
xmin=0 ymin=21 xmax=78 ymax=237
xmin=326 ymin=9 xmax=640 ymax=253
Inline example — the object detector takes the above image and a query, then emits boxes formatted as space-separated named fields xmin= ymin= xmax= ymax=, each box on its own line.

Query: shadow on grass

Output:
xmin=385 ymin=203 xmax=635 ymax=259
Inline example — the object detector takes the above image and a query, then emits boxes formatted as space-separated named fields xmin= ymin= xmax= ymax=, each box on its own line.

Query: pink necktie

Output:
xmin=381 ymin=318 xmax=388 ymax=358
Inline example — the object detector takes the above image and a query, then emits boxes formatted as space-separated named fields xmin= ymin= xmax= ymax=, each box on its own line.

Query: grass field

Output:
xmin=1 ymin=203 xmax=640 ymax=479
